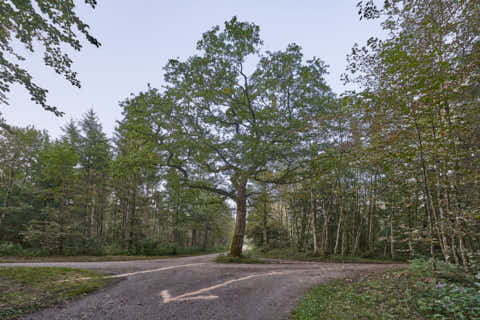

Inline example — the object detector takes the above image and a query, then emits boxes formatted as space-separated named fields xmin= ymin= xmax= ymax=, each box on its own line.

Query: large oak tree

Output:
xmin=121 ymin=17 xmax=335 ymax=256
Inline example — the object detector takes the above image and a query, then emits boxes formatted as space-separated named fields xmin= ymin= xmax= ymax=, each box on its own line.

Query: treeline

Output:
xmin=247 ymin=0 xmax=480 ymax=269
xmin=0 ymin=110 xmax=233 ymax=255
xmin=1 ymin=1 xmax=479 ymax=270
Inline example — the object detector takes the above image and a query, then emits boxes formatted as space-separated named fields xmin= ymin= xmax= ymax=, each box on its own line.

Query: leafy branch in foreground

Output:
xmin=0 ymin=0 xmax=100 ymax=116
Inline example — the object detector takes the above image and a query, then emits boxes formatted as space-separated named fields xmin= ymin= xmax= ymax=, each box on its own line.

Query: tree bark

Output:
xmin=334 ymin=198 xmax=343 ymax=255
xmin=0 ymin=167 xmax=13 ymax=227
xmin=321 ymin=202 xmax=329 ymax=256
xmin=390 ymin=181 xmax=395 ymax=260
xmin=230 ymin=177 xmax=247 ymax=257
xmin=311 ymin=188 xmax=318 ymax=256
xmin=262 ymin=189 xmax=268 ymax=251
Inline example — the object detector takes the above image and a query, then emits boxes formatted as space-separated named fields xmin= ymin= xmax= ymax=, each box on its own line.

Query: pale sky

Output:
xmin=2 ymin=1 xmax=384 ymax=138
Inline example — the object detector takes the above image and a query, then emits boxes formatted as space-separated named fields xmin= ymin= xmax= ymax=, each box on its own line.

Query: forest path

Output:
xmin=2 ymin=255 xmax=404 ymax=320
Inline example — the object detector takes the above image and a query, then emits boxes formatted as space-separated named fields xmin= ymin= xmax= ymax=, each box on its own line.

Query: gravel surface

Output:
xmin=0 ymin=254 xmax=404 ymax=320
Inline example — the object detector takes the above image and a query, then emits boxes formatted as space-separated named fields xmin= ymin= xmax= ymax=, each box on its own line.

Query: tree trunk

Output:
xmin=390 ymin=217 xmax=395 ymax=260
xmin=414 ymin=116 xmax=439 ymax=269
xmin=192 ymin=229 xmax=197 ymax=247
xmin=129 ymin=186 xmax=137 ymax=252
xmin=334 ymin=199 xmax=343 ymax=255
xmin=321 ymin=203 xmax=329 ymax=256
xmin=230 ymin=178 xmax=247 ymax=257
xmin=0 ymin=167 xmax=13 ymax=227
xmin=408 ymin=202 xmax=415 ymax=259
xmin=352 ymin=216 xmax=362 ymax=256
xmin=341 ymin=218 xmax=347 ymax=257
xmin=311 ymin=189 xmax=318 ymax=256
xmin=368 ymin=173 xmax=377 ymax=252
xmin=390 ymin=181 xmax=395 ymax=260
xmin=203 ymin=224 xmax=209 ymax=250
xmin=262 ymin=190 xmax=268 ymax=251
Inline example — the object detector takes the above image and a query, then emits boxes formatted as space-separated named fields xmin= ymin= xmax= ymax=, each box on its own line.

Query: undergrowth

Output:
xmin=293 ymin=258 xmax=479 ymax=320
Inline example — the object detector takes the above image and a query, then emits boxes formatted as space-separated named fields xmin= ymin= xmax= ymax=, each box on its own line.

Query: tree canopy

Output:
xmin=119 ymin=17 xmax=336 ymax=256
xmin=1 ymin=3 xmax=479 ymax=278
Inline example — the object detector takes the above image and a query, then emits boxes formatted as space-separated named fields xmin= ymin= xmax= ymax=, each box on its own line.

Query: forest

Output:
xmin=1 ymin=0 xmax=479 ymax=273
xmin=0 ymin=110 xmax=233 ymax=255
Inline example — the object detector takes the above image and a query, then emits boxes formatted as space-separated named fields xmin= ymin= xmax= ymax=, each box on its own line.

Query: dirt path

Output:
xmin=0 ymin=255 xmax=404 ymax=320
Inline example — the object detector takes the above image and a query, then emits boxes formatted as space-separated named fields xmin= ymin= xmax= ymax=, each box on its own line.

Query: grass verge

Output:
xmin=249 ymin=248 xmax=401 ymax=264
xmin=0 ymin=266 xmax=110 ymax=319
xmin=215 ymin=254 xmax=267 ymax=264
xmin=292 ymin=269 xmax=418 ymax=320
xmin=0 ymin=251 xmax=219 ymax=263
xmin=293 ymin=260 xmax=480 ymax=320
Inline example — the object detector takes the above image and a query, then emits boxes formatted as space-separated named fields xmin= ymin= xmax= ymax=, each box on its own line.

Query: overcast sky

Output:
xmin=2 ymin=1 xmax=384 ymax=138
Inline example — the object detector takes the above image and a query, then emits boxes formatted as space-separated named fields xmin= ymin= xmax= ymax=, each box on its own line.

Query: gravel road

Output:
xmin=1 ymin=254 xmax=404 ymax=320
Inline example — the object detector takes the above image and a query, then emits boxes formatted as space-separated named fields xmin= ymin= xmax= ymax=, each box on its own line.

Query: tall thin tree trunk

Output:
xmin=262 ymin=189 xmax=268 ymax=251
xmin=341 ymin=220 xmax=347 ymax=257
xmin=368 ymin=173 xmax=377 ymax=252
xmin=352 ymin=215 xmax=362 ymax=256
xmin=414 ymin=116 xmax=441 ymax=268
xmin=390 ymin=180 xmax=395 ymax=260
xmin=129 ymin=184 xmax=137 ymax=252
xmin=311 ymin=188 xmax=318 ymax=256
xmin=319 ymin=199 xmax=329 ymax=256
xmin=0 ymin=167 xmax=13 ymax=227
xmin=407 ymin=206 xmax=414 ymax=259
xmin=334 ymin=197 xmax=343 ymax=255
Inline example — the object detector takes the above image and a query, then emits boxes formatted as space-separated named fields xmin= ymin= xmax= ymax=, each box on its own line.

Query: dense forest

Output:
xmin=0 ymin=111 xmax=233 ymax=255
xmin=1 ymin=0 xmax=479 ymax=271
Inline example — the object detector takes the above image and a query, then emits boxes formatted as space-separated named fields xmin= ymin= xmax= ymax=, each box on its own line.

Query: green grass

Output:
xmin=0 ymin=251 xmax=220 ymax=263
xmin=215 ymin=254 xmax=267 ymax=264
xmin=249 ymin=248 xmax=402 ymax=264
xmin=293 ymin=259 xmax=480 ymax=320
xmin=292 ymin=269 xmax=420 ymax=320
xmin=0 ymin=267 xmax=110 ymax=319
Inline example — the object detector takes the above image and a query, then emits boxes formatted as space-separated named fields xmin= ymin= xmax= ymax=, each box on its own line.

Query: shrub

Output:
xmin=415 ymin=277 xmax=480 ymax=320
xmin=0 ymin=242 xmax=25 ymax=256
xmin=409 ymin=257 xmax=480 ymax=319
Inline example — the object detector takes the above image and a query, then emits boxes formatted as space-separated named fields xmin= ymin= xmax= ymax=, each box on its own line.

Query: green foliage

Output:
xmin=415 ymin=279 xmax=480 ymax=320
xmin=246 ymin=188 xmax=290 ymax=250
xmin=293 ymin=270 xmax=420 ymax=320
xmin=140 ymin=242 xmax=223 ymax=256
xmin=248 ymin=247 xmax=307 ymax=260
xmin=408 ymin=258 xmax=480 ymax=319
xmin=0 ymin=108 xmax=233 ymax=258
xmin=294 ymin=259 xmax=479 ymax=320
xmin=342 ymin=0 xmax=480 ymax=266
xmin=408 ymin=258 xmax=437 ymax=277
xmin=121 ymin=16 xmax=335 ymax=256
xmin=409 ymin=258 xmax=476 ymax=284
xmin=0 ymin=0 xmax=100 ymax=115
xmin=250 ymin=247 xmax=399 ymax=264
xmin=0 ymin=242 xmax=24 ymax=256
